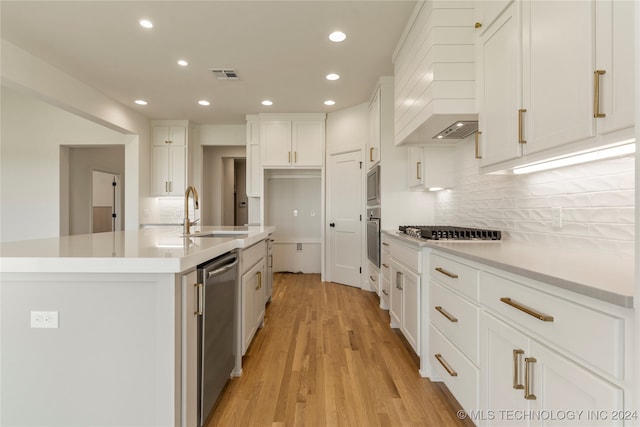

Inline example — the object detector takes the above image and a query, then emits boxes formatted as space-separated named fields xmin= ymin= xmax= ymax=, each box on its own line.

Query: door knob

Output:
xmin=329 ymin=223 xmax=335 ymax=227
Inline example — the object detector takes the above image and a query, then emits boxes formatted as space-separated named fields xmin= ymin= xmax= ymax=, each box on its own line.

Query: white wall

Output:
xmin=1 ymin=40 xmax=150 ymax=236
xmin=436 ymin=137 xmax=635 ymax=255
xmin=0 ymin=87 xmax=128 ymax=241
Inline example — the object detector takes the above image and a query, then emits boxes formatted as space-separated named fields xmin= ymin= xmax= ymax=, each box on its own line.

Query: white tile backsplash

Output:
xmin=435 ymin=139 xmax=635 ymax=255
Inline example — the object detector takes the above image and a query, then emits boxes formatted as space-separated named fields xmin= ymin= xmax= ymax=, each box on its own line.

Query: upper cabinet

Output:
xmin=407 ymin=146 xmax=455 ymax=191
xmin=477 ymin=0 xmax=635 ymax=171
xmin=246 ymin=115 xmax=262 ymax=197
xmin=367 ymin=86 xmax=381 ymax=169
xmin=393 ymin=1 xmax=477 ymax=146
xmin=151 ymin=124 xmax=188 ymax=196
xmin=260 ymin=114 xmax=325 ymax=168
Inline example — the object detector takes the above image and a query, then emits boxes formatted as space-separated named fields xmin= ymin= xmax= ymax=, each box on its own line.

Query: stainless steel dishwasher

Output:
xmin=196 ymin=250 xmax=238 ymax=427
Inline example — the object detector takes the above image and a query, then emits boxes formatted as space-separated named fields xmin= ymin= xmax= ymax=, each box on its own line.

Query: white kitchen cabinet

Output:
xmin=475 ymin=0 xmax=513 ymax=35
xmin=407 ymin=146 xmax=455 ymax=191
xmin=389 ymin=248 xmax=420 ymax=355
xmin=181 ymin=269 xmax=198 ymax=427
xmin=367 ymin=86 xmax=381 ymax=169
xmin=481 ymin=312 xmax=624 ymax=426
xmin=478 ymin=0 xmax=635 ymax=170
xmin=260 ymin=115 xmax=325 ymax=168
xmin=240 ymin=241 xmax=267 ymax=355
xmin=246 ymin=115 xmax=262 ymax=197
xmin=380 ymin=236 xmax=391 ymax=310
xmin=152 ymin=125 xmax=187 ymax=196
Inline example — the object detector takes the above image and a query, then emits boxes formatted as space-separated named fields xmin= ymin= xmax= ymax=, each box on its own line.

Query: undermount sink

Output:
xmin=182 ymin=231 xmax=249 ymax=238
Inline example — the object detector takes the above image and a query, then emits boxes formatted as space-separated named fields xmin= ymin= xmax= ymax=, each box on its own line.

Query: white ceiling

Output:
xmin=1 ymin=1 xmax=416 ymax=125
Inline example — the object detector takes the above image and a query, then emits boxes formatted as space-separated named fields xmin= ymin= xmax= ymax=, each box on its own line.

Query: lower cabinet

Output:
xmin=241 ymin=257 xmax=266 ymax=355
xmin=181 ymin=270 xmax=198 ymax=427
xmin=481 ymin=312 xmax=624 ymax=426
xmin=389 ymin=258 xmax=420 ymax=355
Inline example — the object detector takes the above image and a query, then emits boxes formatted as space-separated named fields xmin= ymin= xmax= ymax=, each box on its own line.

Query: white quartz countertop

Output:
xmin=382 ymin=230 xmax=634 ymax=308
xmin=0 ymin=226 xmax=275 ymax=274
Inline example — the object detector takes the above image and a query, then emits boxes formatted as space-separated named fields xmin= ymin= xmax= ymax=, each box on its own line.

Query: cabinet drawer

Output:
xmin=480 ymin=272 xmax=624 ymax=379
xmin=381 ymin=252 xmax=391 ymax=282
xmin=380 ymin=276 xmax=390 ymax=309
xmin=389 ymin=240 xmax=421 ymax=272
xmin=430 ymin=281 xmax=479 ymax=364
xmin=429 ymin=324 xmax=479 ymax=414
xmin=241 ymin=240 xmax=266 ymax=274
xmin=430 ymin=253 xmax=479 ymax=301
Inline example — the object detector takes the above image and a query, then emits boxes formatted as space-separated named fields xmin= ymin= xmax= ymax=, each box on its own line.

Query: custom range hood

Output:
xmin=393 ymin=1 xmax=478 ymax=145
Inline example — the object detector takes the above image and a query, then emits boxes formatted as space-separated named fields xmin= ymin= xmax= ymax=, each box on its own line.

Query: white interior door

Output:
xmin=328 ymin=150 xmax=362 ymax=287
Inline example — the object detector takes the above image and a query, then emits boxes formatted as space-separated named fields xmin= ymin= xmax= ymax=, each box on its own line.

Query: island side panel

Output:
xmin=0 ymin=272 xmax=180 ymax=427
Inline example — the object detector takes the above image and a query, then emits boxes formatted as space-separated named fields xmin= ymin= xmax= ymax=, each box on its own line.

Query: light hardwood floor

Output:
xmin=207 ymin=273 xmax=472 ymax=427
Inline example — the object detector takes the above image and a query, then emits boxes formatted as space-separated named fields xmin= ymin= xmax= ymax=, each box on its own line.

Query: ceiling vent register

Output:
xmin=210 ymin=69 xmax=239 ymax=80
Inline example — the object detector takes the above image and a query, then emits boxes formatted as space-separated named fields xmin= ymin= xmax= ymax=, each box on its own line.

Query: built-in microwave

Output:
xmin=366 ymin=165 xmax=381 ymax=206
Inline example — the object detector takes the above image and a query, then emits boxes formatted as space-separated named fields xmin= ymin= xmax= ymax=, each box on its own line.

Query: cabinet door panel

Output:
xmin=401 ymin=268 xmax=420 ymax=354
xmin=523 ymin=0 xmax=595 ymax=153
xmin=293 ymin=120 xmax=323 ymax=167
xmin=152 ymin=146 xmax=170 ymax=195
xmin=389 ymin=260 xmax=402 ymax=329
xmin=407 ymin=147 xmax=423 ymax=188
xmin=241 ymin=265 xmax=258 ymax=355
xmin=530 ymin=341 xmax=623 ymax=426
xmin=261 ymin=120 xmax=292 ymax=166
xmin=481 ymin=313 xmax=531 ymax=426
xmin=169 ymin=145 xmax=186 ymax=196
xmin=479 ymin=3 xmax=522 ymax=166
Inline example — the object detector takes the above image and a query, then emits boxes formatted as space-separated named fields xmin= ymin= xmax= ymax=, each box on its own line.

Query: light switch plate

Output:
xmin=30 ymin=311 xmax=59 ymax=328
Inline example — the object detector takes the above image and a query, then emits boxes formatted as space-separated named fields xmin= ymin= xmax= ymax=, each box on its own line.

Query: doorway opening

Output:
xmin=202 ymin=145 xmax=246 ymax=226
xmin=92 ymin=171 xmax=122 ymax=232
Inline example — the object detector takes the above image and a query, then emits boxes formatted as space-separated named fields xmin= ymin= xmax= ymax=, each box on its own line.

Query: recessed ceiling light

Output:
xmin=177 ymin=59 xmax=188 ymax=67
xmin=326 ymin=73 xmax=340 ymax=81
xmin=198 ymin=100 xmax=211 ymax=106
xmin=324 ymin=100 xmax=336 ymax=106
xmin=261 ymin=100 xmax=273 ymax=106
xmin=329 ymin=31 xmax=347 ymax=42
xmin=139 ymin=19 xmax=153 ymax=29
xmin=134 ymin=99 xmax=148 ymax=106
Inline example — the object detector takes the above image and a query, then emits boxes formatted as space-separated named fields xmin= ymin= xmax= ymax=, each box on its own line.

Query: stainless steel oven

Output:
xmin=366 ymin=207 xmax=381 ymax=267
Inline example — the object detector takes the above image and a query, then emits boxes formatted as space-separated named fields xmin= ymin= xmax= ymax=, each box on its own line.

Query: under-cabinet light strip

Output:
xmin=512 ymin=140 xmax=636 ymax=175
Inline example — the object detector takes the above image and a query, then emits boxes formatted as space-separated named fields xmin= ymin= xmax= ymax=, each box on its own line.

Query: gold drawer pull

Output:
xmin=434 ymin=353 xmax=458 ymax=377
xmin=417 ymin=161 xmax=422 ymax=180
xmin=370 ymin=147 xmax=374 ymax=162
xmin=512 ymin=349 xmax=524 ymax=390
xmin=475 ymin=130 xmax=482 ymax=159
xmin=256 ymin=271 xmax=262 ymax=290
xmin=435 ymin=267 xmax=458 ymax=279
xmin=500 ymin=297 xmax=554 ymax=322
xmin=382 ymin=289 xmax=389 ymax=296
xmin=194 ymin=283 xmax=203 ymax=316
xmin=382 ymin=242 xmax=389 ymax=246
xmin=593 ymin=70 xmax=606 ymax=118
xmin=525 ymin=357 xmax=537 ymax=400
xmin=369 ymin=275 xmax=377 ymax=282
xmin=435 ymin=306 xmax=458 ymax=323
xmin=382 ymin=263 xmax=389 ymax=269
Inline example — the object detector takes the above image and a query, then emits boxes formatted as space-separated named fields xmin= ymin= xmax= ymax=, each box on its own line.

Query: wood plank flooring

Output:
xmin=207 ymin=273 xmax=472 ymax=427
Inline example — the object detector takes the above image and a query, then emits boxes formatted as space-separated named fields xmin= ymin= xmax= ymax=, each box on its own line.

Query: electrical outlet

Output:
xmin=31 ymin=311 xmax=59 ymax=328
xmin=551 ymin=207 xmax=563 ymax=229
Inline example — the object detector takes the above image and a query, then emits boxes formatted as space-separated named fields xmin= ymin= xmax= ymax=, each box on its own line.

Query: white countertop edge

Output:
xmin=381 ymin=230 xmax=634 ymax=308
xmin=0 ymin=227 xmax=274 ymax=274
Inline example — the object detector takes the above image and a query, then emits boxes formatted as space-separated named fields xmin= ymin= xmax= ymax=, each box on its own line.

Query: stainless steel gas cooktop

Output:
xmin=398 ymin=225 xmax=502 ymax=241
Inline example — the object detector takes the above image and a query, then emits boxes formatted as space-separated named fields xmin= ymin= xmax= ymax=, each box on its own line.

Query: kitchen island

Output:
xmin=0 ymin=225 xmax=274 ymax=427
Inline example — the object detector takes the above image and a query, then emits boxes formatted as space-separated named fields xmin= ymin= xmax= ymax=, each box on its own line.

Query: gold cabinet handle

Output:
xmin=435 ymin=354 xmax=458 ymax=377
xmin=294 ymin=151 xmax=298 ymax=163
xmin=382 ymin=242 xmax=389 ymax=247
xmin=382 ymin=289 xmax=389 ymax=296
xmin=369 ymin=147 xmax=374 ymax=162
xmin=382 ymin=263 xmax=389 ymax=269
xmin=518 ymin=109 xmax=527 ymax=144
xmin=369 ymin=275 xmax=377 ymax=282
xmin=593 ymin=70 xmax=606 ymax=118
xmin=194 ymin=283 xmax=203 ymax=316
xmin=396 ymin=271 xmax=403 ymax=290
xmin=500 ymin=297 xmax=554 ymax=322
xmin=256 ymin=271 xmax=262 ymax=290
xmin=512 ymin=349 xmax=524 ymax=390
xmin=288 ymin=151 xmax=291 ymax=163
xmin=435 ymin=267 xmax=458 ymax=279
xmin=524 ymin=357 xmax=537 ymax=400
xmin=435 ymin=306 xmax=458 ymax=323
xmin=416 ymin=161 xmax=422 ymax=180
xmin=475 ymin=130 xmax=482 ymax=159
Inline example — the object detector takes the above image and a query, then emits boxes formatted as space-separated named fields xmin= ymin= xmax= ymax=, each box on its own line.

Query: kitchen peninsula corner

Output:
xmin=0 ymin=225 xmax=274 ymax=427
